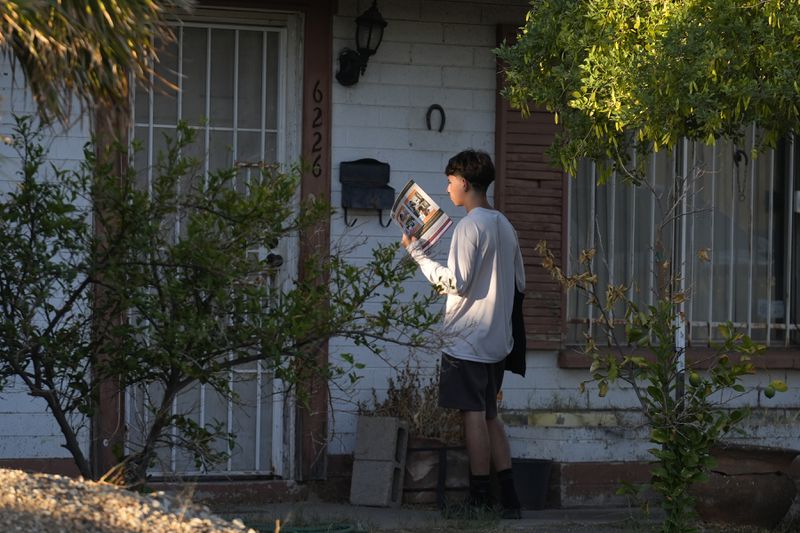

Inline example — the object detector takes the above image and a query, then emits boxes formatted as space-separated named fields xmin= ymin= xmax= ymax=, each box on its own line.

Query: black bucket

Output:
xmin=511 ymin=458 xmax=553 ymax=510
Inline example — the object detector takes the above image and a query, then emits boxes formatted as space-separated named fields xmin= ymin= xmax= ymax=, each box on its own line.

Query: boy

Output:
xmin=401 ymin=149 xmax=525 ymax=518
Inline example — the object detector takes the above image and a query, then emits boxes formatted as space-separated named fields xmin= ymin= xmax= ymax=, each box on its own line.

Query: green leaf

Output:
xmin=769 ymin=379 xmax=788 ymax=392
xmin=651 ymin=428 xmax=670 ymax=444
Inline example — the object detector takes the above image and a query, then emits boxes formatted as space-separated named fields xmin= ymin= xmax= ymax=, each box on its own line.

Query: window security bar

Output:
xmin=568 ymin=131 xmax=799 ymax=348
xmin=127 ymin=21 xmax=288 ymax=477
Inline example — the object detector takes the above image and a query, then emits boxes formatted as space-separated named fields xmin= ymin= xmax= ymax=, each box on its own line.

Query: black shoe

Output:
xmin=501 ymin=506 xmax=522 ymax=519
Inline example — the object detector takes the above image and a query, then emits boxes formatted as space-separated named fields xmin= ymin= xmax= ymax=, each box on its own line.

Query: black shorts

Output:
xmin=438 ymin=353 xmax=506 ymax=419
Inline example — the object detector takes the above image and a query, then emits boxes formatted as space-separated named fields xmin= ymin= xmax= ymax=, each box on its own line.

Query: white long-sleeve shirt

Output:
xmin=407 ymin=207 xmax=525 ymax=363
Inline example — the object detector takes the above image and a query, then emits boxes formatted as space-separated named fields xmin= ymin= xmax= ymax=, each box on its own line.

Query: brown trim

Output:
xmin=192 ymin=0 xmax=336 ymax=481
xmin=91 ymin=103 xmax=130 ymax=479
xmin=559 ymin=346 xmax=800 ymax=370
xmin=0 ymin=458 xmax=83 ymax=477
xmin=296 ymin=0 xmax=335 ymax=482
xmin=557 ymin=348 xmax=592 ymax=369
xmin=202 ymin=0 xmax=337 ymax=482
xmin=495 ymin=24 xmax=566 ymax=351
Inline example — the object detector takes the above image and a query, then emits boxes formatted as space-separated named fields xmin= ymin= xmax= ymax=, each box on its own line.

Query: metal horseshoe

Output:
xmin=426 ymin=104 xmax=445 ymax=132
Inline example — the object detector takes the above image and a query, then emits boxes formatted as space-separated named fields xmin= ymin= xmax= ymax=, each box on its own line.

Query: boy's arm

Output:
xmin=406 ymin=241 xmax=457 ymax=293
xmin=406 ymin=222 xmax=479 ymax=295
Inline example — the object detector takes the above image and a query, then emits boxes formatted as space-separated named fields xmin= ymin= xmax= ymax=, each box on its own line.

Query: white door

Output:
xmin=127 ymin=12 xmax=301 ymax=479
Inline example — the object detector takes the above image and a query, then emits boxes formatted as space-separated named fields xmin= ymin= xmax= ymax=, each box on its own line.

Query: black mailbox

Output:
xmin=340 ymin=158 xmax=395 ymax=227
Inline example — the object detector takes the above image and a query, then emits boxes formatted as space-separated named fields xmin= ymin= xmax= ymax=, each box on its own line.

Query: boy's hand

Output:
xmin=401 ymin=233 xmax=417 ymax=249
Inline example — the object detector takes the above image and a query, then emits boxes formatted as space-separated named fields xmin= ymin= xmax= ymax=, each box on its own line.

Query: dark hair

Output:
xmin=445 ymin=149 xmax=494 ymax=192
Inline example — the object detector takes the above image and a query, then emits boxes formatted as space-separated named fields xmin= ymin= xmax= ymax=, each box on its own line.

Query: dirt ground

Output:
xmin=0 ymin=468 xmax=255 ymax=533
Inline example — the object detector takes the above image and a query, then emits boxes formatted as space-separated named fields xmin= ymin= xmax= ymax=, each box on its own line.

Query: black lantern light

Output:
xmin=336 ymin=1 xmax=387 ymax=86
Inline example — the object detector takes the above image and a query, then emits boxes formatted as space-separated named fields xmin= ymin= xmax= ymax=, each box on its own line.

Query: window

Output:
xmin=132 ymin=22 xmax=287 ymax=191
xmin=567 ymin=131 xmax=800 ymax=348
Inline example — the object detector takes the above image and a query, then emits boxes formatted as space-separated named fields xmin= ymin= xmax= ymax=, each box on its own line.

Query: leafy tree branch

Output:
xmin=497 ymin=0 xmax=800 ymax=181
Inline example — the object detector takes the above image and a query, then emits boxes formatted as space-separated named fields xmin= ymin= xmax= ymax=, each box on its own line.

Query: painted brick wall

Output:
xmin=326 ymin=0 xmax=800 ymax=467
xmin=0 ymin=56 xmax=91 ymax=461
xmin=328 ymin=0 xmax=531 ymax=454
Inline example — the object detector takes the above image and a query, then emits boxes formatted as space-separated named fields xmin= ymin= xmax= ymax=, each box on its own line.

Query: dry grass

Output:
xmin=359 ymin=360 xmax=463 ymax=445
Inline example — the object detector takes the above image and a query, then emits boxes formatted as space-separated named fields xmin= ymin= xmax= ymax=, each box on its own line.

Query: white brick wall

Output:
xmin=328 ymin=0 xmax=529 ymax=455
xmin=0 ymin=55 xmax=91 ymax=462
xmin=0 ymin=384 xmax=88 ymax=459
xmin=328 ymin=0 xmax=800 ymax=466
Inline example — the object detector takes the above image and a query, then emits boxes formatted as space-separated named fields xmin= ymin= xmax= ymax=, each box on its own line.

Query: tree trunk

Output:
xmin=125 ymin=383 xmax=178 ymax=489
xmin=40 ymin=390 xmax=92 ymax=479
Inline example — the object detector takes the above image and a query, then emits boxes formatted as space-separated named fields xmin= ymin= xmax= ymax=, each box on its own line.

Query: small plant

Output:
xmin=359 ymin=359 xmax=463 ymax=445
xmin=537 ymin=241 xmax=787 ymax=533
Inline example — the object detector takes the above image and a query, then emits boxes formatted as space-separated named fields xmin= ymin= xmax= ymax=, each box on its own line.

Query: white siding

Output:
xmin=327 ymin=0 xmax=531 ymax=455
xmin=0 ymin=55 xmax=91 ymax=462
xmin=327 ymin=0 xmax=800 ymax=463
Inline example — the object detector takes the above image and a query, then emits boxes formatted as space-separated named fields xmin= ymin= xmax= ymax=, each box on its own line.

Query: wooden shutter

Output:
xmin=495 ymin=25 xmax=565 ymax=351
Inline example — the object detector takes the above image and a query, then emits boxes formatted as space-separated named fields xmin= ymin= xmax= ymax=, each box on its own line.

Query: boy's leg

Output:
xmin=438 ymin=355 xmax=497 ymax=509
xmin=463 ymin=410 xmax=492 ymax=508
xmin=488 ymin=416 xmax=521 ymax=516
xmin=487 ymin=416 xmax=511 ymax=471
xmin=487 ymin=360 xmax=521 ymax=517
xmin=464 ymin=413 xmax=521 ymax=515
xmin=463 ymin=410 xmax=491 ymax=475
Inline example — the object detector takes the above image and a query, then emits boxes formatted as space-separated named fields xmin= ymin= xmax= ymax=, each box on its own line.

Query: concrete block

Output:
xmin=444 ymin=110 xmax=494 ymax=133
xmin=473 ymin=46 xmax=498 ymax=69
xmin=376 ymin=148 xmax=443 ymax=173
xmin=342 ymin=83 xmax=411 ymax=106
xmin=472 ymin=89 xmax=496 ymax=110
xmin=410 ymin=43 xmax=473 ymax=67
xmin=379 ymin=64 xmax=442 ymax=87
xmin=407 ymin=130 xmax=473 ymax=152
xmin=469 ymin=133 xmax=495 ymax=153
xmin=421 ymin=1 xmax=482 ymax=25
xmin=374 ymin=42 xmax=413 ymax=65
xmin=410 ymin=86 xmax=474 ymax=110
xmin=354 ymin=416 xmax=408 ymax=462
xmin=375 ymin=0 xmax=421 ymax=21
xmin=442 ymin=66 xmax=495 ymax=90
xmin=385 ymin=21 xmax=443 ymax=45
xmin=350 ymin=459 xmax=404 ymax=507
xmin=345 ymin=126 xmax=409 ymax=150
xmin=442 ymin=24 xmax=495 ymax=47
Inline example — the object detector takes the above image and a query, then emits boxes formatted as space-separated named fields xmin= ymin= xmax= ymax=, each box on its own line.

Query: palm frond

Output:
xmin=0 ymin=0 xmax=194 ymax=124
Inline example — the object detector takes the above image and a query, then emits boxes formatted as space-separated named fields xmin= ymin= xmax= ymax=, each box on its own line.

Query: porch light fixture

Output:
xmin=335 ymin=1 xmax=387 ymax=86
